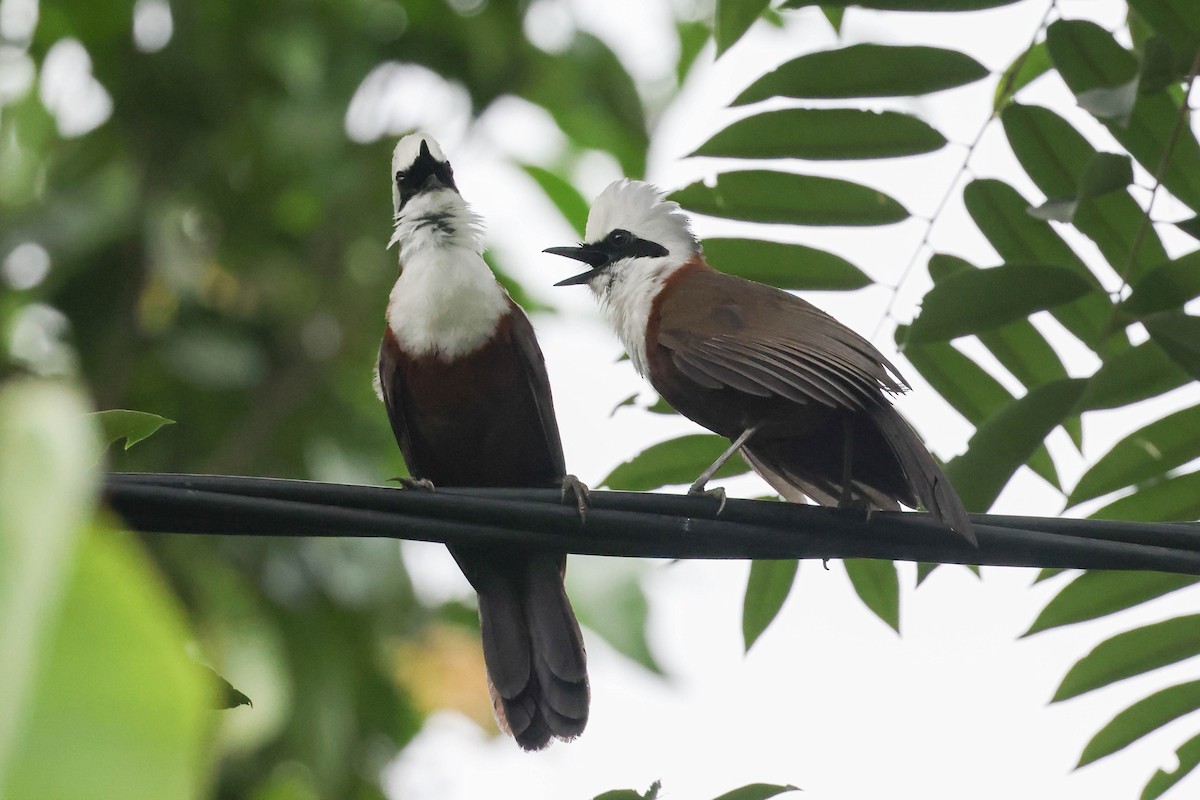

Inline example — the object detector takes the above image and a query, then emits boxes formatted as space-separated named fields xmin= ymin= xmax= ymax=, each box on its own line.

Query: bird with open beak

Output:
xmin=546 ymin=179 xmax=974 ymax=545
xmin=375 ymin=134 xmax=589 ymax=749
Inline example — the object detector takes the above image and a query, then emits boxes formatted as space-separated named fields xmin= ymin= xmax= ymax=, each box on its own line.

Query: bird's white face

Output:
xmin=546 ymin=179 xmax=701 ymax=374
xmin=390 ymin=133 xmax=453 ymax=215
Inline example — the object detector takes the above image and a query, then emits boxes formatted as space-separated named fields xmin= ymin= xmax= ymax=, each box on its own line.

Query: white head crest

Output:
xmin=585 ymin=180 xmax=699 ymax=259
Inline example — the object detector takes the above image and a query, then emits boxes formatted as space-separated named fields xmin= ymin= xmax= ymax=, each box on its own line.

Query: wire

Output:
xmin=103 ymin=472 xmax=1200 ymax=574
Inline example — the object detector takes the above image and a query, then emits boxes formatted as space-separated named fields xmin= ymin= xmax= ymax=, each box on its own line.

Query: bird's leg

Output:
xmin=394 ymin=476 xmax=436 ymax=491
xmin=688 ymin=425 xmax=759 ymax=515
xmin=560 ymin=474 xmax=591 ymax=523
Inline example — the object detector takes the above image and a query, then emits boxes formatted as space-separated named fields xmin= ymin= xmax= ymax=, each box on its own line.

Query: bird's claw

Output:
xmin=688 ymin=483 xmax=727 ymax=515
xmin=394 ymin=476 xmax=436 ymax=491
xmin=560 ymin=474 xmax=590 ymax=523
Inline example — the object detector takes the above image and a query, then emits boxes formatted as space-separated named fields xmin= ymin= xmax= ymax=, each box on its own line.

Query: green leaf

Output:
xmin=2 ymin=527 xmax=213 ymax=799
xmin=1176 ymin=216 xmax=1200 ymax=240
xmin=908 ymin=264 xmax=1095 ymax=342
xmin=671 ymin=171 xmax=908 ymax=226
xmin=703 ymin=238 xmax=871 ymax=290
xmin=596 ymin=782 xmax=661 ymax=800
xmin=821 ymin=6 xmax=844 ymax=33
xmin=784 ymin=0 xmax=1020 ymax=10
xmin=1137 ymin=35 xmax=1181 ymax=96
xmin=92 ymin=409 xmax=175 ymax=451
xmin=1078 ymin=153 xmax=1135 ymax=198
xmin=711 ymin=784 xmax=801 ymax=800
xmin=1141 ymin=729 xmax=1200 ymax=800
xmin=1024 ymin=572 xmax=1199 ymax=636
xmin=1047 ymin=20 xmax=1200 ymax=213
xmin=962 ymin=179 xmax=1121 ymax=355
xmin=603 ymin=434 xmax=749 ymax=491
xmin=1091 ymin=470 xmax=1200 ymax=522
xmin=677 ymin=20 xmax=711 ymax=83
xmin=1079 ymin=338 xmax=1193 ymax=410
xmin=1127 ymin=0 xmax=1200 ymax=78
xmin=994 ymin=40 xmax=1052 ymax=111
xmin=570 ymin=563 xmax=664 ymax=675
xmin=205 ymin=665 xmax=253 ymax=709
xmin=844 ymin=559 xmax=900 ymax=632
xmin=1080 ymin=680 xmax=1200 ymax=767
xmin=0 ymin=381 xmax=99 ymax=786
xmin=944 ymin=379 xmax=1087 ymax=512
xmin=743 ymin=560 xmax=799 ymax=652
xmin=521 ymin=164 xmax=590 ymax=237
xmin=1069 ymin=404 xmax=1200 ymax=506
xmin=1144 ymin=312 xmax=1200 ymax=380
xmin=733 ymin=44 xmax=987 ymax=105
xmin=715 ymin=0 xmax=770 ymax=56
xmin=1001 ymin=104 xmax=1168 ymax=279
xmin=1122 ymin=250 xmax=1200 ymax=317
xmin=692 ymin=109 xmax=946 ymax=161
xmin=1053 ymin=615 xmax=1200 ymax=701
xmin=897 ymin=331 xmax=1061 ymax=488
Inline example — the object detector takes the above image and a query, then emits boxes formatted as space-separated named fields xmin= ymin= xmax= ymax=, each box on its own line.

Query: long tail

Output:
xmin=868 ymin=403 xmax=976 ymax=545
xmin=466 ymin=550 xmax=589 ymax=750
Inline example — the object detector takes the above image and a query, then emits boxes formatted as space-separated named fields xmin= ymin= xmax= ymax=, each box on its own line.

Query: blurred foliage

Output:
xmin=0 ymin=0 xmax=664 ymax=797
xmin=3 ymin=0 xmax=1200 ymax=797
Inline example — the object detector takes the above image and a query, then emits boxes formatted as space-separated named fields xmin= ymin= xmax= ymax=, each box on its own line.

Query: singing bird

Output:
xmin=546 ymin=179 xmax=974 ymax=545
xmin=375 ymin=134 xmax=589 ymax=749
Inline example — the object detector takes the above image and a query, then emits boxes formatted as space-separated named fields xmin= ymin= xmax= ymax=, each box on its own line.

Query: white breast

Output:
xmin=596 ymin=259 xmax=675 ymax=377
xmin=387 ymin=245 xmax=509 ymax=360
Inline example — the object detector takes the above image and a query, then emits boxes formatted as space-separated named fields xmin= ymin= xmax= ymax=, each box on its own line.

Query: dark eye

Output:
xmin=610 ymin=230 xmax=630 ymax=246
xmin=395 ymin=171 xmax=407 ymax=186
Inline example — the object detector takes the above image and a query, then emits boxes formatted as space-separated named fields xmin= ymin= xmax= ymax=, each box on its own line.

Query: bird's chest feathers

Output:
xmin=386 ymin=247 xmax=509 ymax=360
xmin=599 ymin=266 xmax=670 ymax=376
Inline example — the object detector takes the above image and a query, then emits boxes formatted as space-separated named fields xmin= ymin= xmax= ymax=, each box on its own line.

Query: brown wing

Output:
xmin=504 ymin=296 xmax=568 ymax=480
xmin=377 ymin=329 xmax=423 ymax=477
xmin=657 ymin=266 xmax=908 ymax=410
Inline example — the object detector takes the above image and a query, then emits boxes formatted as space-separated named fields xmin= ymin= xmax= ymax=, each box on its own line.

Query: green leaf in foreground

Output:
xmin=603 ymin=434 xmax=749 ymax=491
xmin=994 ymin=40 xmax=1052 ymax=110
xmin=1122 ymin=250 xmax=1200 ymax=317
xmin=692 ymin=108 xmax=946 ymax=160
xmin=1068 ymin=403 xmax=1200 ymax=506
xmin=734 ymin=44 xmax=987 ymax=104
xmin=92 ymin=409 xmax=175 ymax=451
xmin=595 ymin=781 xmax=661 ymax=800
xmin=907 ymin=264 xmax=1095 ymax=342
xmin=844 ymin=559 xmax=900 ymax=632
xmin=702 ymin=238 xmax=871 ymax=290
xmin=1053 ymin=615 xmax=1200 ymax=701
xmin=1145 ymin=312 xmax=1200 ymax=380
xmin=944 ymin=379 xmax=1087 ymax=512
xmin=521 ymin=164 xmax=590 ymax=237
xmin=743 ymin=559 xmax=799 ymax=652
xmin=710 ymin=783 xmax=801 ymax=800
xmin=1024 ymin=572 xmax=1199 ymax=636
xmin=1078 ymin=680 xmax=1200 ymax=767
xmin=1141 ymin=730 xmax=1200 ymax=800
xmin=671 ymin=171 xmax=907 ymax=226
xmin=715 ymin=0 xmax=770 ymax=56
xmin=0 ymin=381 xmax=99 ymax=786
xmin=2 ymin=527 xmax=212 ymax=800
xmin=1078 ymin=339 xmax=1192 ymax=411
xmin=1090 ymin=470 xmax=1200 ymax=523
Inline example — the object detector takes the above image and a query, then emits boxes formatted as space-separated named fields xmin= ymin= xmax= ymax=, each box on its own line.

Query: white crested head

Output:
xmin=546 ymin=179 xmax=702 ymax=376
xmin=391 ymin=133 xmax=453 ymax=215
xmin=585 ymin=179 xmax=699 ymax=263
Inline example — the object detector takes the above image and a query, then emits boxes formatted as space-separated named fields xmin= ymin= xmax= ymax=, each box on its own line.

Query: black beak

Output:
xmin=544 ymin=245 xmax=610 ymax=286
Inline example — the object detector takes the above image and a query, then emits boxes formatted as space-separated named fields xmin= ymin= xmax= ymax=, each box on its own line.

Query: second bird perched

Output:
xmin=376 ymin=134 xmax=589 ymax=750
xmin=546 ymin=179 xmax=975 ymax=545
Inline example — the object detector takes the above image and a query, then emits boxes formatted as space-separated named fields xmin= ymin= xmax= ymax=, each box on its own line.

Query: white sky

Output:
xmin=372 ymin=1 xmax=1200 ymax=798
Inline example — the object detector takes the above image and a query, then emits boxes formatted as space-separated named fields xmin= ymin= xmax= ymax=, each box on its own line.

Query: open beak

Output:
xmin=544 ymin=245 xmax=610 ymax=286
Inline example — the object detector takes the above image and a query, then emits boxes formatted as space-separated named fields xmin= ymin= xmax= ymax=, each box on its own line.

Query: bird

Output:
xmin=375 ymin=133 xmax=589 ymax=750
xmin=545 ymin=179 xmax=975 ymax=545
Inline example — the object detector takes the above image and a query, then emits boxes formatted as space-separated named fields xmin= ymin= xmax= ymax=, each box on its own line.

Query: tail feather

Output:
xmin=868 ymin=403 xmax=975 ymax=544
xmin=469 ymin=552 xmax=589 ymax=751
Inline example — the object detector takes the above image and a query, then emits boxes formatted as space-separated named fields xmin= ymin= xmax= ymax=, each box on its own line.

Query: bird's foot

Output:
xmin=393 ymin=476 xmax=436 ymax=491
xmin=560 ymin=474 xmax=590 ymax=523
xmin=688 ymin=481 xmax=727 ymax=515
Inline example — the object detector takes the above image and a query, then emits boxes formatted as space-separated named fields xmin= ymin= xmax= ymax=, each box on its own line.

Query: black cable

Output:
xmin=103 ymin=473 xmax=1200 ymax=574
